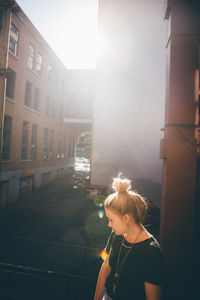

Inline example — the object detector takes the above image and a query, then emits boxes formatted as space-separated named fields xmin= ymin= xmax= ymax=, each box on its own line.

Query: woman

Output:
xmin=94 ymin=176 xmax=165 ymax=300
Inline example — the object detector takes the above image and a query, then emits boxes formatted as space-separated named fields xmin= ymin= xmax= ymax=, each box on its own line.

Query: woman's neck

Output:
xmin=124 ymin=224 xmax=151 ymax=243
xmin=124 ymin=223 xmax=143 ymax=243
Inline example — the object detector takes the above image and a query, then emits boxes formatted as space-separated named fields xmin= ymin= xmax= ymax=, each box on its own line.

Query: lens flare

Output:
xmin=100 ymin=249 xmax=108 ymax=261
xmin=98 ymin=210 xmax=104 ymax=219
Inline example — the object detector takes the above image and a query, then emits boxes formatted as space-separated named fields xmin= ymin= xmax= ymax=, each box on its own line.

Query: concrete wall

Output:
xmin=91 ymin=0 xmax=167 ymax=187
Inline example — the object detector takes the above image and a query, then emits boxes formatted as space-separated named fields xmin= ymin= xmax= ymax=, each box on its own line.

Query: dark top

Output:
xmin=105 ymin=231 xmax=165 ymax=300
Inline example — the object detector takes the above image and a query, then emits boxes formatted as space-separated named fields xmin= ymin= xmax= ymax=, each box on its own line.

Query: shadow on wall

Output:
xmin=131 ymin=178 xmax=162 ymax=207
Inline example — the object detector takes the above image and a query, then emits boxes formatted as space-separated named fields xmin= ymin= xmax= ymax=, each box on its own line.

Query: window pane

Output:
xmin=11 ymin=23 xmax=18 ymax=36
xmin=46 ymin=96 xmax=50 ymax=115
xmin=36 ymin=54 xmax=42 ymax=74
xmin=43 ymin=128 xmax=48 ymax=160
xmin=2 ymin=115 xmax=12 ymax=160
xmin=9 ymin=39 xmax=15 ymax=54
xmin=9 ymin=23 xmax=18 ymax=55
xmin=57 ymin=133 xmax=61 ymax=159
xmin=21 ymin=121 xmax=29 ymax=160
xmin=31 ymin=124 xmax=37 ymax=160
xmin=0 ymin=12 xmax=3 ymax=34
xmin=6 ymin=69 xmax=16 ymax=99
xmin=49 ymin=130 xmax=54 ymax=159
xmin=33 ymin=87 xmax=40 ymax=111
xmin=27 ymin=44 xmax=34 ymax=69
xmin=24 ymin=81 xmax=32 ymax=107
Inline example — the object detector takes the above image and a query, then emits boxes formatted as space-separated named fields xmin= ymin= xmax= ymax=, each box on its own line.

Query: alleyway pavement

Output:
xmin=0 ymin=174 xmax=162 ymax=300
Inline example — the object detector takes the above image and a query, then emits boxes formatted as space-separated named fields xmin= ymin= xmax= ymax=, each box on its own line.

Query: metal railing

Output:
xmin=0 ymin=235 xmax=102 ymax=299
xmin=0 ymin=262 xmax=96 ymax=300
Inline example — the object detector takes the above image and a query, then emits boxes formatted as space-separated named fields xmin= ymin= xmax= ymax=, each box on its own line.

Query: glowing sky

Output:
xmin=17 ymin=0 xmax=99 ymax=69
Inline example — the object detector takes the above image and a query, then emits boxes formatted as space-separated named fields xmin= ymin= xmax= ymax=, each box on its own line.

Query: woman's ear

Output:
xmin=123 ymin=213 xmax=131 ymax=223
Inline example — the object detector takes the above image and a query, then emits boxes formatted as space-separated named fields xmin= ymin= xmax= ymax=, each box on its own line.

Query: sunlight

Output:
xmin=17 ymin=0 xmax=100 ymax=69
xmin=95 ymin=31 xmax=108 ymax=58
xmin=50 ymin=7 xmax=102 ymax=69
xmin=52 ymin=10 xmax=107 ymax=69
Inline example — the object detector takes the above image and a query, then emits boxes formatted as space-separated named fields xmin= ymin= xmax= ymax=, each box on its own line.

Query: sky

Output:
xmin=17 ymin=0 xmax=99 ymax=69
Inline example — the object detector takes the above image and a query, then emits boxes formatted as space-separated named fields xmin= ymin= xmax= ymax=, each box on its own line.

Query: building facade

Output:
xmin=91 ymin=0 xmax=167 ymax=201
xmin=0 ymin=0 xmax=86 ymax=205
xmin=160 ymin=0 xmax=200 ymax=285
xmin=64 ymin=69 xmax=94 ymax=149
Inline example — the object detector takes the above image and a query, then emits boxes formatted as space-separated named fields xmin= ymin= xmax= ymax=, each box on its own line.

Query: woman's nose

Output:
xmin=108 ymin=222 xmax=111 ymax=228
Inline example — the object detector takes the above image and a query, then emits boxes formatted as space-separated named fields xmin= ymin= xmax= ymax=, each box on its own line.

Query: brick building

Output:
xmin=0 ymin=0 xmax=93 ymax=205
xmin=160 ymin=0 xmax=200 ymax=291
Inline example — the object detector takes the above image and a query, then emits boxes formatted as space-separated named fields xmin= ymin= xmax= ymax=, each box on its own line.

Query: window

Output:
xmin=51 ymin=99 xmax=55 ymax=119
xmin=0 ymin=11 xmax=3 ymax=35
xmin=60 ymin=104 xmax=63 ymax=123
xmin=46 ymin=96 xmax=55 ymax=118
xmin=21 ymin=121 xmax=29 ymax=160
xmin=24 ymin=81 xmax=32 ymax=107
xmin=49 ymin=130 xmax=54 ymax=159
xmin=6 ymin=69 xmax=16 ymax=99
xmin=46 ymin=96 xmax=50 ymax=116
xmin=33 ymin=87 xmax=40 ymax=111
xmin=31 ymin=124 xmax=37 ymax=160
xmin=68 ymin=136 xmax=75 ymax=158
xmin=2 ymin=115 xmax=12 ymax=160
xmin=27 ymin=44 xmax=35 ymax=70
xmin=62 ymin=133 xmax=66 ymax=159
xmin=36 ymin=53 xmax=42 ymax=74
xmin=43 ymin=128 xmax=48 ymax=160
xmin=9 ymin=23 xmax=19 ymax=56
xmin=57 ymin=133 xmax=62 ymax=159
xmin=48 ymin=65 xmax=57 ymax=88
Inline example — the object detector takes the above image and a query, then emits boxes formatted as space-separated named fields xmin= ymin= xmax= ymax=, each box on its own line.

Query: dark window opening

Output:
xmin=24 ymin=81 xmax=32 ymax=107
xmin=43 ymin=128 xmax=48 ymax=160
xmin=6 ymin=69 xmax=16 ymax=99
xmin=31 ymin=124 xmax=37 ymax=160
xmin=2 ymin=115 xmax=12 ymax=160
xmin=21 ymin=121 xmax=29 ymax=160
xmin=33 ymin=87 xmax=40 ymax=111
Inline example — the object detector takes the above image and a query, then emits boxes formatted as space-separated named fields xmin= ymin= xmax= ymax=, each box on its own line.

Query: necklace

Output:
xmin=122 ymin=240 xmax=133 ymax=248
xmin=113 ymin=227 xmax=143 ymax=295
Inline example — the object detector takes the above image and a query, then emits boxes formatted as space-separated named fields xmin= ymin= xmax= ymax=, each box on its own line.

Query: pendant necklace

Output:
xmin=113 ymin=227 xmax=143 ymax=295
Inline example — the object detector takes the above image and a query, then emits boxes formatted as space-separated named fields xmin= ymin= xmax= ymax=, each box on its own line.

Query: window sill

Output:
xmin=2 ymin=160 xmax=12 ymax=163
xmin=9 ymin=51 xmax=19 ymax=60
xmin=42 ymin=159 xmax=53 ymax=161
xmin=6 ymin=97 xmax=16 ymax=104
xmin=24 ymin=105 xmax=40 ymax=114
xmin=20 ymin=159 xmax=35 ymax=162
xmin=27 ymin=67 xmax=42 ymax=78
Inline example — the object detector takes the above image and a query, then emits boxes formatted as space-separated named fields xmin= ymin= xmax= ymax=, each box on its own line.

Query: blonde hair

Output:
xmin=104 ymin=175 xmax=147 ymax=224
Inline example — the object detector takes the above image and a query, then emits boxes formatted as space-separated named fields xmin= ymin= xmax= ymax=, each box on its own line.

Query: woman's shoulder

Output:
xmin=143 ymin=236 xmax=164 ymax=262
xmin=104 ymin=231 xmax=123 ymax=253
xmin=136 ymin=236 xmax=162 ymax=255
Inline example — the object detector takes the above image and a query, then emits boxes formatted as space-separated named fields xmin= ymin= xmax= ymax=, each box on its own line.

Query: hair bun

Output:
xmin=112 ymin=177 xmax=131 ymax=193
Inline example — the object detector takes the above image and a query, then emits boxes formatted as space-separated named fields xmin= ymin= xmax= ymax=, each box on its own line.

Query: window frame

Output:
xmin=24 ymin=81 xmax=32 ymax=108
xmin=2 ymin=115 xmax=12 ymax=160
xmin=6 ymin=69 xmax=16 ymax=100
xmin=9 ymin=23 xmax=19 ymax=56
xmin=33 ymin=87 xmax=40 ymax=111
xmin=21 ymin=121 xmax=29 ymax=160
xmin=30 ymin=124 xmax=37 ymax=160
xmin=27 ymin=43 xmax=35 ymax=70
xmin=36 ymin=53 xmax=42 ymax=75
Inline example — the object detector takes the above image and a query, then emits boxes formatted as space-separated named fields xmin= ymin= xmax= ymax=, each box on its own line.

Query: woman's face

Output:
xmin=105 ymin=208 xmax=127 ymax=235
